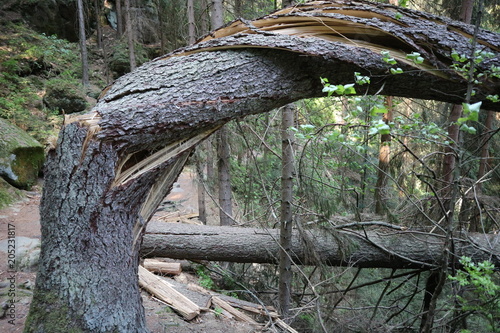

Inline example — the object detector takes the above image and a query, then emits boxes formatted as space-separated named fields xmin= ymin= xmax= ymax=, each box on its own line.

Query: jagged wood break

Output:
xmin=26 ymin=2 xmax=499 ymax=332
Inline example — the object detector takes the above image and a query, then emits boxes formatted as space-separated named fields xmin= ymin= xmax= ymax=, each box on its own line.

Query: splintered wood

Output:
xmin=143 ymin=259 xmax=182 ymax=275
xmin=138 ymin=265 xmax=200 ymax=320
xmin=139 ymin=265 xmax=298 ymax=332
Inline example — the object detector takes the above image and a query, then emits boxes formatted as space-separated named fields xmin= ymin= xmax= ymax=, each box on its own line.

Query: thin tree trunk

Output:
xmin=94 ymin=0 xmax=103 ymax=49
xmin=77 ymin=0 xmax=89 ymax=86
xmin=124 ymin=0 xmax=136 ymax=71
xmin=188 ymin=0 xmax=196 ymax=45
xmin=278 ymin=104 xmax=295 ymax=319
xmin=210 ymin=0 xmax=223 ymax=30
xmin=210 ymin=0 xmax=233 ymax=226
xmin=116 ymin=0 xmax=124 ymax=37
xmin=374 ymin=96 xmax=393 ymax=215
xmin=477 ymin=109 xmax=494 ymax=192
xmin=423 ymin=1 xmax=475 ymax=331
xmin=199 ymin=0 xmax=210 ymax=35
xmin=217 ymin=127 xmax=234 ymax=225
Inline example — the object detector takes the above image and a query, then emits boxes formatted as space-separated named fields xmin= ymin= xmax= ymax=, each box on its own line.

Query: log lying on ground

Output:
xmin=142 ymin=222 xmax=500 ymax=269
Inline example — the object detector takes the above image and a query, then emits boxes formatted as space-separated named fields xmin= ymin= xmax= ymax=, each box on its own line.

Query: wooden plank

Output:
xmin=138 ymin=265 xmax=200 ymax=320
xmin=143 ymin=259 xmax=182 ymax=275
xmin=211 ymin=296 xmax=260 ymax=326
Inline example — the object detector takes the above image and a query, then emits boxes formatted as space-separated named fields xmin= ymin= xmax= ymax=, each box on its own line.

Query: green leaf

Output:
xmin=390 ymin=67 xmax=403 ymax=74
xmin=460 ymin=124 xmax=476 ymax=134
xmin=486 ymin=94 xmax=499 ymax=103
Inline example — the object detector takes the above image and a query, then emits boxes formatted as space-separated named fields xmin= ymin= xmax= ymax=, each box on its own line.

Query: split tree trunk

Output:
xmin=141 ymin=222 xmax=500 ymax=269
xmin=26 ymin=2 xmax=500 ymax=332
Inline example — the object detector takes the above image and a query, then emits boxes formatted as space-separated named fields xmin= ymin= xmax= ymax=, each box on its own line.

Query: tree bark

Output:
xmin=217 ymin=127 xmax=234 ymax=225
xmin=141 ymin=222 xmax=500 ymax=269
xmin=187 ymin=0 xmax=196 ymax=45
xmin=374 ymin=96 xmax=393 ymax=215
xmin=124 ymin=0 xmax=136 ymax=71
xmin=116 ymin=0 xmax=123 ymax=37
xmin=210 ymin=0 xmax=223 ymax=30
xmin=278 ymin=104 xmax=295 ymax=318
xmin=77 ymin=0 xmax=89 ymax=86
xmin=26 ymin=2 xmax=500 ymax=331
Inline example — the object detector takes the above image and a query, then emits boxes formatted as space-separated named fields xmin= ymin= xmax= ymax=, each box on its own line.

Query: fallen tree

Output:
xmin=25 ymin=1 xmax=500 ymax=332
xmin=142 ymin=222 xmax=500 ymax=269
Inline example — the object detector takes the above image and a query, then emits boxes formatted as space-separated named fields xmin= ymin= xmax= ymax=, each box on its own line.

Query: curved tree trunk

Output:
xmin=26 ymin=2 xmax=500 ymax=331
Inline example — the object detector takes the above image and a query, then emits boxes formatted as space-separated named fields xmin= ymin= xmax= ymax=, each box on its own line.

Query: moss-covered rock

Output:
xmin=43 ymin=78 xmax=88 ymax=114
xmin=0 ymin=118 xmax=44 ymax=189
xmin=0 ymin=177 xmax=23 ymax=209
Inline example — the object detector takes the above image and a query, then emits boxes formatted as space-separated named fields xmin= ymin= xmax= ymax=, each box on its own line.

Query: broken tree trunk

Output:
xmin=142 ymin=222 xmax=500 ymax=269
xmin=26 ymin=1 xmax=500 ymax=332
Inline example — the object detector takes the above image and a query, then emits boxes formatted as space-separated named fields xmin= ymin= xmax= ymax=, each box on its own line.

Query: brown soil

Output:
xmin=0 ymin=171 xmax=260 ymax=333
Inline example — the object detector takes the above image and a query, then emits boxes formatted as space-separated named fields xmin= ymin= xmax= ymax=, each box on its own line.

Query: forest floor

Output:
xmin=0 ymin=170 xmax=260 ymax=333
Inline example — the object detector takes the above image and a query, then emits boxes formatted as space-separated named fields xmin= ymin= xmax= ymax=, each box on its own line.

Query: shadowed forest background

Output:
xmin=1 ymin=0 xmax=499 ymax=332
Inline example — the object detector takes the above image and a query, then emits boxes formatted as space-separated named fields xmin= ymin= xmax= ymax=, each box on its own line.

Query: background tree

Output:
xmin=77 ymin=0 xmax=89 ymax=86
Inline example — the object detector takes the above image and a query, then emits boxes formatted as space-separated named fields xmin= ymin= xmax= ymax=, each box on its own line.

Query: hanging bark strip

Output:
xmin=26 ymin=2 xmax=499 ymax=332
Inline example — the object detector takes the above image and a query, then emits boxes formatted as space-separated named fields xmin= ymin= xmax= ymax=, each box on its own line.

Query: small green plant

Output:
xmin=448 ymin=256 xmax=500 ymax=332
xmin=457 ymin=101 xmax=481 ymax=134
xmin=406 ymin=52 xmax=424 ymax=64
xmin=196 ymin=265 xmax=216 ymax=290
xmin=321 ymin=77 xmax=356 ymax=96
xmin=354 ymin=72 xmax=370 ymax=85
xmin=381 ymin=50 xmax=397 ymax=65
xmin=213 ymin=306 xmax=224 ymax=318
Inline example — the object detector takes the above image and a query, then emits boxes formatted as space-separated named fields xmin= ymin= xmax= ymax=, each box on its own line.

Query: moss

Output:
xmin=0 ymin=177 xmax=23 ymax=209
xmin=24 ymin=290 xmax=84 ymax=333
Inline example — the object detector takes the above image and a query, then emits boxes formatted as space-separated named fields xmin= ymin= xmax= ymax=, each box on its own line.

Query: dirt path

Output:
xmin=0 ymin=171 xmax=258 ymax=333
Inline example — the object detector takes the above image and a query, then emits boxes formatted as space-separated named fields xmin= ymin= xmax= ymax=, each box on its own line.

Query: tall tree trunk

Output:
xmin=477 ymin=109 xmax=494 ymax=192
xmin=124 ymin=0 xmax=136 ymax=71
xmin=77 ymin=0 xmax=89 ymax=87
xmin=374 ymin=96 xmax=393 ymax=215
xmin=423 ymin=1 xmax=475 ymax=331
xmin=278 ymin=104 xmax=295 ymax=319
xmin=199 ymin=0 xmax=210 ymax=35
xmin=116 ymin=0 xmax=124 ymax=37
xmin=196 ymin=159 xmax=207 ymax=224
xmin=234 ymin=0 xmax=242 ymax=18
xmin=156 ymin=0 xmax=165 ymax=54
xmin=210 ymin=0 xmax=234 ymax=226
xmin=217 ymin=127 xmax=234 ymax=225
xmin=188 ymin=0 xmax=196 ymax=45
xmin=210 ymin=0 xmax=223 ymax=30
xmin=94 ymin=0 xmax=103 ymax=49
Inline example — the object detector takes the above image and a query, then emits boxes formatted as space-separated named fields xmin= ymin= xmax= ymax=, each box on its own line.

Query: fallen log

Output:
xmin=142 ymin=222 xmax=500 ymax=269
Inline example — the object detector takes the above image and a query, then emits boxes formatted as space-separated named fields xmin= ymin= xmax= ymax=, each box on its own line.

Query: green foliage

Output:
xmin=0 ymin=23 xmax=84 ymax=142
xmin=354 ymin=72 xmax=370 ymax=85
xmin=321 ymin=77 xmax=356 ymax=96
xmin=458 ymin=101 xmax=481 ymax=134
xmin=196 ymin=265 xmax=216 ymax=290
xmin=448 ymin=257 xmax=500 ymax=332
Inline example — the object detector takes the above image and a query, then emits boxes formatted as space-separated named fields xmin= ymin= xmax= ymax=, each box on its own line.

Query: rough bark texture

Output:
xmin=27 ymin=2 xmax=500 ymax=332
xmin=278 ymin=104 xmax=295 ymax=318
xmin=142 ymin=222 xmax=500 ymax=269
